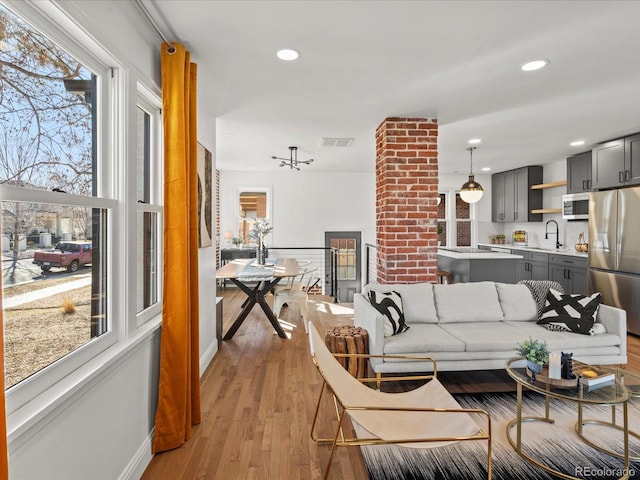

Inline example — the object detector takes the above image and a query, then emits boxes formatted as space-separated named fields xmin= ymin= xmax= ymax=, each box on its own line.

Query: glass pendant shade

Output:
xmin=460 ymin=146 xmax=483 ymax=203
xmin=460 ymin=173 xmax=484 ymax=203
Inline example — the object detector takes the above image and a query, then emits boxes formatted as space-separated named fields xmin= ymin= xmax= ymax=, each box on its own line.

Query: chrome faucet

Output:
xmin=545 ymin=220 xmax=562 ymax=249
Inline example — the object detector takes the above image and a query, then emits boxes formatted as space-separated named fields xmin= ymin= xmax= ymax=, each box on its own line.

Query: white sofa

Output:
xmin=354 ymin=281 xmax=627 ymax=376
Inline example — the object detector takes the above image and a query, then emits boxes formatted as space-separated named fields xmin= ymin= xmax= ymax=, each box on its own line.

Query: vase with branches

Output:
xmin=248 ymin=218 xmax=273 ymax=265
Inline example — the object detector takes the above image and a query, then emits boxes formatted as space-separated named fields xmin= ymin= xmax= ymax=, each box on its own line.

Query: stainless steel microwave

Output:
xmin=562 ymin=192 xmax=589 ymax=220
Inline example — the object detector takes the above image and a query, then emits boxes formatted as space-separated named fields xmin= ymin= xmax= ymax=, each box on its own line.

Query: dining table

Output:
xmin=216 ymin=257 xmax=299 ymax=339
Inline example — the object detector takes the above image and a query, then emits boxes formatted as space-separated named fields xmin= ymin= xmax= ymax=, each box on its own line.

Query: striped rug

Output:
xmin=360 ymin=391 xmax=640 ymax=480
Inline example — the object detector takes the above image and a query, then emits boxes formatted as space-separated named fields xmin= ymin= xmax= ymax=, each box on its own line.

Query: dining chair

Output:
xmin=273 ymin=259 xmax=312 ymax=294
xmin=273 ymin=266 xmax=318 ymax=332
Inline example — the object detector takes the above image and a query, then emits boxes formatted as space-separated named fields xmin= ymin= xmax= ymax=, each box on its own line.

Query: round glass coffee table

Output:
xmin=505 ymin=357 xmax=631 ymax=480
xmin=576 ymin=366 xmax=640 ymax=462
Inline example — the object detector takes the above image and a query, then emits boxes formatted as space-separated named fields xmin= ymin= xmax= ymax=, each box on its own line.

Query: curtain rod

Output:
xmin=135 ymin=0 xmax=176 ymax=53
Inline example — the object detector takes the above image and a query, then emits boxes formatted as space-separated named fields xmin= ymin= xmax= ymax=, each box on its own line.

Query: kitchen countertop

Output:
xmin=476 ymin=243 xmax=588 ymax=259
xmin=438 ymin=247 xmax=523 ymax=260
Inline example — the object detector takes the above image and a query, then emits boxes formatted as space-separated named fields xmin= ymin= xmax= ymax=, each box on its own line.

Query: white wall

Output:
xmin=220 ymin=170 xmax=376 ymax=248
xmin=5 ymin=1 xmax=218 ymax=478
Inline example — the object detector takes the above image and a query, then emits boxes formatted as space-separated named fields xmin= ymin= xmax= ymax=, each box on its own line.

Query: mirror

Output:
xmin=237 ymin=188 xmax=271 ymax=245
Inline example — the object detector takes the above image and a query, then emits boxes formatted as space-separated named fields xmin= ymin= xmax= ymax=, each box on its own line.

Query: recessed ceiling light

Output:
xmin=570 ymin=140 xmax=585 ymax=147
xmin=521 ymin=59 xmax=549 ymax=72
xmin=276 ymin=49 xmax=300 ymax=61
xmin=481 ymin=167 xmax=491 ymax=172
xmin=468 ymin=138 xmax=482 ymax=145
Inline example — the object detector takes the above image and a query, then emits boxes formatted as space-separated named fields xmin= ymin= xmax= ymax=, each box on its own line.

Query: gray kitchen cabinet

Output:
xmin=625 ymin=133 xmax=640 ymax=186
xmin=491 ymin=172 xmax=506 ymax=222
xmin=548 ymin=254 xmax=588 ymax=295
xmin=566 ymin=151 xmax=592 ymax=193
xmin=514 ymin=250 xmax=549 ymax=282
xmin=592 ymin=134 xmax=640 ymax=189
xmin=491 ymin=166 xmax=543 ymax=223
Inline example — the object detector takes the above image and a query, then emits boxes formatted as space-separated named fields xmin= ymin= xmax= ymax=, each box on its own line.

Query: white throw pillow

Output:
xmin=368 ymin=290 xmax=409 ymax=337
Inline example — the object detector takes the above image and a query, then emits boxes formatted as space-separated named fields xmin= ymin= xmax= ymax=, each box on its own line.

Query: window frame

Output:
xmin=439 ymin=188 xmax=479 ymax=247
xmin=135 ymin=89 xmax=163 ymax=326
xmin=0 ymin=0 xmax=126 ymax=415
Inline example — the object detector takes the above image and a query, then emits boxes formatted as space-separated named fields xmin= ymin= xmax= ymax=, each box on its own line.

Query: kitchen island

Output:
xmin=437 ymin=247 xmax=523 ymax=284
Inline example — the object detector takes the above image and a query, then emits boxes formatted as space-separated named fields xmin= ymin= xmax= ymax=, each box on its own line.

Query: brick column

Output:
xmin=375 ymin=117 xmax=439 ymax=284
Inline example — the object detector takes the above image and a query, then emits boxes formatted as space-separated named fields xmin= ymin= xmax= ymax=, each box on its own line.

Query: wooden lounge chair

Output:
xmin=307 ymin=322 xmax=492 ymax=480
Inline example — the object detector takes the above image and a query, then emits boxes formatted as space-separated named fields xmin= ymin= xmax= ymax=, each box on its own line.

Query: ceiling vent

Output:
xmin=320 ymin=137 xmax=355 ymax=148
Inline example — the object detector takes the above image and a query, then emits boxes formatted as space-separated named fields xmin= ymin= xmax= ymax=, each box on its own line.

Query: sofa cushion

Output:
xmin=383 ymin=323 xmax=466 ymax=355
xmin=365 ymin=283 xmax=438 ymax=323
xmin=537 ymin=289 xmax=602 ymax=335
xmin=504 ymin=321 xmax=621 ymax=351
xmin=368 ymin=290 xmax=409 ymax=337
xmin=433 ymin=282 xmax=504 ymax=323
xmin=439 ymin=322 xmax=526 ymax=352
xmin=495 ymin=283 xmax=538 ymax=321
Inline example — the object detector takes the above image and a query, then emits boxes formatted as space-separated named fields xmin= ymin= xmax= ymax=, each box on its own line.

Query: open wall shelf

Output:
xmin=530 ymin=180 xmax=567 ymax=190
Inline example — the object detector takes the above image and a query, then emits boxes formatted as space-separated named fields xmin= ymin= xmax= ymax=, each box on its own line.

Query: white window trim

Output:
xmin=439 ymin=188 xmax=479 ymax=247
xmin=135 ymin=91 xmax=163 ymax=327
xmin=0 ymin=0 xmax=127 ymax=416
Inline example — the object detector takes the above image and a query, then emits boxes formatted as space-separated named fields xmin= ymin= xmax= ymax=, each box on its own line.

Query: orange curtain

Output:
xmin=152 ymin=42 xmax=201 ymax=453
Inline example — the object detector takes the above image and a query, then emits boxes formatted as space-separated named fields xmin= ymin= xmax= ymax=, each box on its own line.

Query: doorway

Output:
xmin=325 ymin=231 xmax=361 ymax=303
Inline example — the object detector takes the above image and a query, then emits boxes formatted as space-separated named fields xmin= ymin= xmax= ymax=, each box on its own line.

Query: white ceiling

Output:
xmin=146 ymin=0 xmax=640 ymax=175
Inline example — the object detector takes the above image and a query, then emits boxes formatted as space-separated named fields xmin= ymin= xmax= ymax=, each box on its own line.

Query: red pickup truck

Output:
xmin=33 ymin=241 xmax=92 ymax=272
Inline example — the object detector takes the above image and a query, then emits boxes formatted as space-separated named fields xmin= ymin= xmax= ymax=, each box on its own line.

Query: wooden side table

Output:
xmin=325 ymin=326 xmax=369 ymax=378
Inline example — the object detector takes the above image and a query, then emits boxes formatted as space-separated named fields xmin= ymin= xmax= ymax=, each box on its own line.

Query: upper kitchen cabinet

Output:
xmin=566 ymin=151 xmax=592 ymax=193
xmin=625 ymin=133 xmax=640 ymax=186
xmin=491 ymin=166 xmax=543 ymax=223
xmin=592 ymin=133 xmax=640 ymax=189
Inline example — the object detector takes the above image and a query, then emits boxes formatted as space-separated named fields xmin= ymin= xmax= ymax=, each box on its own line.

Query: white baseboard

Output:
xmin=200 ymin=338 xmax=218 ymax=377
xmin=119 ymin=429 xmax=154 ymax=480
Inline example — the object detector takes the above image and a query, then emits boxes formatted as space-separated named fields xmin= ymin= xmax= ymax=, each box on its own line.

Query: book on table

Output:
xmin=574 ymin=366 xmax=616 ymax=387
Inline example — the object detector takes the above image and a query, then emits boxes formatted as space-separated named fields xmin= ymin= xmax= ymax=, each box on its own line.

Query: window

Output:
xmin=455 ymin=193 xmax=472 ymax=247
xmin=438 ymin=190 xmax=477 ymax=247
xmin=237 ymin=188 xmax=271 ymax=245
xmin=0 ymin=3 xmax=117 ymax=409
xmin=136 ymin=98 xmax=162 ymax=322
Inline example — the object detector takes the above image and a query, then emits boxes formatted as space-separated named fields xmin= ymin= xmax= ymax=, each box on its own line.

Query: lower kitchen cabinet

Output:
xmin=548 ymin=254 xmax=588 ymax=295
xmin=514 ymin=250 xmax=549 ymax=282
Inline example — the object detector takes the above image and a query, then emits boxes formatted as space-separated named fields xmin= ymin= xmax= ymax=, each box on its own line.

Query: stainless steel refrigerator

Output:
xmin=588 ymin=187 xmax=640 ymax=335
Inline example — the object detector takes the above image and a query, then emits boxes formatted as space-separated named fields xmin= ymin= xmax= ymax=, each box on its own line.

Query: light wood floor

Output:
xmin=141 ymin=288 xmax=640 ymax=480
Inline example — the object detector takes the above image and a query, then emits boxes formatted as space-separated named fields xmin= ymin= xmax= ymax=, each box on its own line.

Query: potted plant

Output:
xmin=436 ymin=223 xmax=443 ymax=246
xmin=515 ymin=337 xmax=549 ymax=374
xmin=232 ymin=237 xmax=243 ymax=247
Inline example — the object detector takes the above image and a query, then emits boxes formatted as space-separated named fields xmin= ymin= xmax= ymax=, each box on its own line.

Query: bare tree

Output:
xmin=0 ymin=6 xmax=93 ymax=259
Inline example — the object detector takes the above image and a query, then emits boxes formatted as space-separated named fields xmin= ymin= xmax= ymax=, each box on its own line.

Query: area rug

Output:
xmin=359 ymin=391 xmax=640 ymax=480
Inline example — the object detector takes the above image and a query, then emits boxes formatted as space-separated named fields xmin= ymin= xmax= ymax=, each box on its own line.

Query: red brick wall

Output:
xmin=375 ymin=117 xmax=439 ymax=284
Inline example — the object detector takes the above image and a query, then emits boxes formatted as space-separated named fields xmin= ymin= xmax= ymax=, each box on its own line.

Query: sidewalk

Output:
xmin=3 ymin=276 xmax=92 ymax=309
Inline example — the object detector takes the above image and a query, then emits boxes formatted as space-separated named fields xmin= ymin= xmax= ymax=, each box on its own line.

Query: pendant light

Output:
xmin=460 ymin=146 xmax=484 ymax=204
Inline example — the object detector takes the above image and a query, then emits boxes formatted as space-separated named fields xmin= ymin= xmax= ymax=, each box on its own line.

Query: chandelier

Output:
xmin=272 ymin=146 xmax=314 ymax=170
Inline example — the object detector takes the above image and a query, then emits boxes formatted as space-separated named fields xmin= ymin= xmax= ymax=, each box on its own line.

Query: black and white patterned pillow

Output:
xmin=537 ymin=289 xmax=602 ymax=335
xmin=518 ymin=280 xmax=564 ymax=318
xmin=368 ymin=290 xmax=409 ymax=337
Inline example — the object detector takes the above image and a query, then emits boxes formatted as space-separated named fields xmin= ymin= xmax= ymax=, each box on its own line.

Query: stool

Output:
xmin=324 ymin=326 xmax=369 ymax=378
xmin=436 ymin=270 xmax=452 ymax=284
